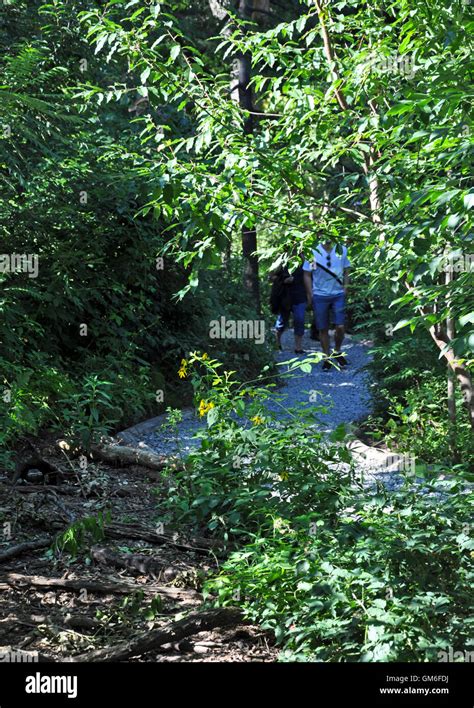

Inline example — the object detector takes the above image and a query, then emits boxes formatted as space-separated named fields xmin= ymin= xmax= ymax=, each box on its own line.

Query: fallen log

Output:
xmin=104 ymin=522 xmax=222 ymax=556
xmin=2 ymin=572 xmax=200 ymax=600
xmin=90 ymin=443 xmax=183 ymax=471
xmin=68 ymin=607 xmax=243 ymax=662
xmin=0 ymin=538 xmax=52 ymax=563
xmin=1 ymin=612 xmax=98 ymax=632
xmin=0 ymin=483 xmax=79 ymax=496
xmin=0 ymin=483 xmax=143 ymax=499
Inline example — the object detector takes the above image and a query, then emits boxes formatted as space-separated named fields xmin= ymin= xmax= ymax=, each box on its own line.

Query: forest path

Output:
xmin=119 ymin=329 xmax=373 ymax=451
xmin=118 ymin=329 xmax=411 ymax=490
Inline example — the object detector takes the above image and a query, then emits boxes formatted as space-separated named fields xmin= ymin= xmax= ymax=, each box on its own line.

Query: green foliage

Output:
xmin=120 ymin=590 xmax=163 ymax=621
xmin=58 ymin=376 xmax=118 ymax=449
xmin=0 ymin=2 xmax=274 ymax=464
xmin=73 ymin=0 xmax=473 ymax=350
xmin=367 ymin=373 xmax=473 ymax=470
xmin=96 ymin=589 xmax=164 ymax=628
xmin=54 ymin=511 xmax=110 ymax=557
xmin=355 ymin=290 xmax=472 ymax=468
xmin=161 ymin=351 xmax=347 ymax=541
xmin=160 ymin=355 xmax=474 ymax=662
xmin=206 ymin=477 xmax=473 ymax=661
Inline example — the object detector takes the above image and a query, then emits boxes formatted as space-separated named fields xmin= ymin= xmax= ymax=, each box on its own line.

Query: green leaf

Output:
xmin=463 ymin=193 xmax=474 ymax=209
xmin=94 ymin=34 xmax=108 ymax=54
xmin=389 ymin=319 xmax=406 ymax=333
xmin=297 ymin=581 xmax=313 ymax=592
xmin=207 ymin=406 xmax=218 ymax=427
xmin=140 ymin=67 xmax=151 ymax=84
xmin=459 ymin=313 xmax=474 ymax=327
xmin=170 ymin=45 xmax=181 ymax=62
xmin=296 ymin=16 xmax=307 ymax=33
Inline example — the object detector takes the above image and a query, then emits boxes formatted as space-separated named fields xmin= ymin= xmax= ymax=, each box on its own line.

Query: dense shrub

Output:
xmin=157 ymin=355 xmax=473 ymax=661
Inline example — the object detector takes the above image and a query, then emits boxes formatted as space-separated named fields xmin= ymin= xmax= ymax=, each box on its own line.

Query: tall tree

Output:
xmin=237 ymin=0 xmax=268 ymax=311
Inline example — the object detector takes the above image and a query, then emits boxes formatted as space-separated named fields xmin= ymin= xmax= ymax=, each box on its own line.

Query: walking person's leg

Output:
xmin=292 ymin=302 xmax=306 ymax=353
xmin=310 ymin=321 xmax=319 ymax=341
xmin=313 ymin=295 xmax=331 ymax=369
xmin=319 ymin=329 xmax=330 ymax=356
xmin=274 ymin=310 xmax=289 ymax=350
xmin=335 ymin=324 xmax=345 ymax=352
xmin=333 ymin=293 xmax=348 ymax=366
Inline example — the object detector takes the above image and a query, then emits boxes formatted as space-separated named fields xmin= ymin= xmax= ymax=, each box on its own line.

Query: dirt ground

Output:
xmin=0 ymin=437 xmax=277 ymax=663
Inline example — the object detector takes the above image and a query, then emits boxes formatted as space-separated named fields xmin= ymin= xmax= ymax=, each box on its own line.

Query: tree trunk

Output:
xmin=446 ymin=266 xmax=457 ymax=457
xmin=313 ymin=0 xmax=382 ymax=226
xmin=238 ymin=0 xmax=261 ymax=311
xmin=209 ymin=0 xmax=235 ymax=274
xmin=405 ymin=282 xmax=474 ymax=430
xmin=429 ymin=327 xmax=473 ymax=429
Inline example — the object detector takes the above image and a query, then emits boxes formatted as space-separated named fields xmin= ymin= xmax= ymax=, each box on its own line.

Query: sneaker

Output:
xmin=322 ymin=359 xmax=331 ymax=372
xmin=335 ymin=353 xmax=348 ymax=367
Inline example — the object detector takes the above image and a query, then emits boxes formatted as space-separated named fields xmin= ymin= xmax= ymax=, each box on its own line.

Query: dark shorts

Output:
xmin=275 ymin=301 xmax=306 ymax=336
xmin=313 ymin=293 xmax=346 ymax=331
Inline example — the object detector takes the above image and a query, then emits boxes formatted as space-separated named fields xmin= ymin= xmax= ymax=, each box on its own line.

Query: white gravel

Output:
xmin=267 ymin=329 xmax=373 ymax=431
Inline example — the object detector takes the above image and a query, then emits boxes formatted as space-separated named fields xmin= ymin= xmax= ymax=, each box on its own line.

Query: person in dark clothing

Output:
xmin=271 ymin=256 xmax=307 ymax=354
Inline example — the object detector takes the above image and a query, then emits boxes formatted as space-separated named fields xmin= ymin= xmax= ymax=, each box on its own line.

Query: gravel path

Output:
xmin=265 ymin=329 xmax=373 ymax=430
xmin=117 ymin=328 xmax=458 ymax=493
xmin=120 ymin=328 xmax=376 ymax=458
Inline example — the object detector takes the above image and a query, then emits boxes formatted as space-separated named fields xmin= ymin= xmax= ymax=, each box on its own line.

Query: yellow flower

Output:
xmin=199 ymin=400 xmax=215 ymax=417
xmin=279 ymin=471 xmax=289 ymax=481
xmin=251 ymin=415 xmax=264 ymax=425
xmin=201 ymin=353 xmax=209 ymax=361
xmin=178 ymin=358 xmax=188 ymax=378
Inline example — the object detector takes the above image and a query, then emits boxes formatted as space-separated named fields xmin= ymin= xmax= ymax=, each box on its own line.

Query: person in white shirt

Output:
xmin=303 ymin=241 xmax=351 ymax=371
